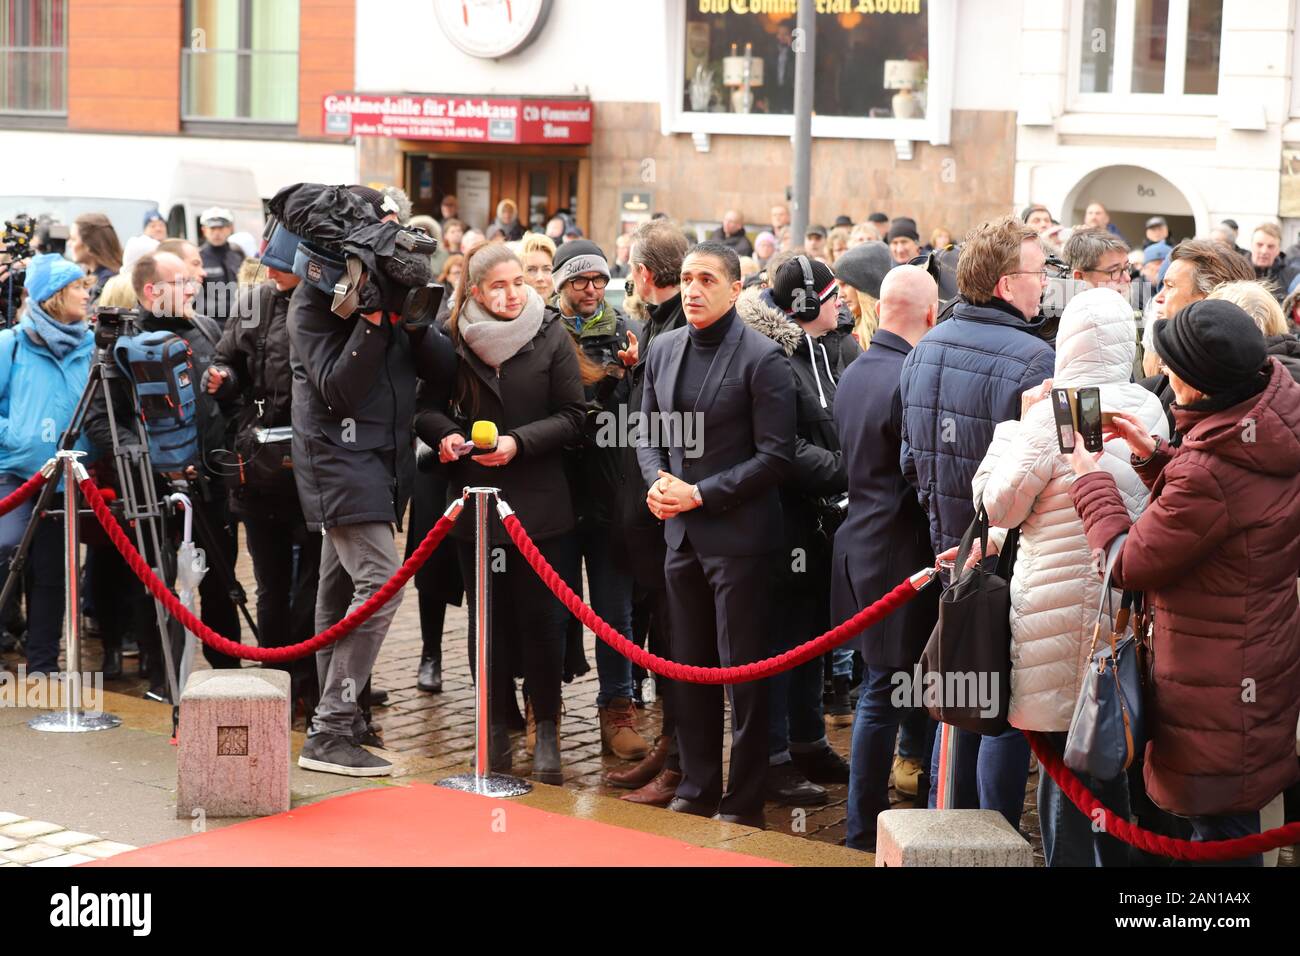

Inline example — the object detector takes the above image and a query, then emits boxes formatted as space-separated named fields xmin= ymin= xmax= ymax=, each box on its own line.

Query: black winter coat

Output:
xmin=210 ymin=282 xmax=299 ymax=519
xmin=617 ymin=292 xmax=686 ymax=587
xmin=199 ymin=242 xmax=245 ymax=325
xmin=736 ymin=288 xmax=845 ymax=591
xmin=414 ymin=310 xmax=586 ymax=545
xmin=288 ymin=282 xmax=456 ymax=531
xmin=832 ymin=329 xmax=938 ymax=669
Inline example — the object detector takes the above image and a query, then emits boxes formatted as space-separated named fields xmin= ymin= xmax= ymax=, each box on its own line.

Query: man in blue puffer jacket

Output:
xmin=898 ymin=216 xmax=1055 ymax=830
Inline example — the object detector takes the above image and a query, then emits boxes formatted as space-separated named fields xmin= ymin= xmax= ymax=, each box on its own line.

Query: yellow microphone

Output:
xmin=470 ymin=420 xmax=498 ymax=456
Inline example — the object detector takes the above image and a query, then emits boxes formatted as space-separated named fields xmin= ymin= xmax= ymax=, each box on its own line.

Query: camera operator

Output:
xmin=84 ymin=251 xmax=241 ymax=697
xmin=290 ymin=189 xmax=457 ymax=779
xmin=204 ymin=225 xmax=320 ymax=714
xmin=0 ymin=255 xmax=95 ymax=675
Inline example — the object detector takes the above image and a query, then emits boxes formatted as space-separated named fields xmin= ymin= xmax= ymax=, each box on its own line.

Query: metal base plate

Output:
xmin=436 ymin=772 xmax=532 ymax=798
xmin=28 ymin=711 xmax=123 ymax=733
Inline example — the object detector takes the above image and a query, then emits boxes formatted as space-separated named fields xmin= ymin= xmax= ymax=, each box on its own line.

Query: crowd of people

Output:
xmin=0 ymin=184 xmax=1298 ymax=864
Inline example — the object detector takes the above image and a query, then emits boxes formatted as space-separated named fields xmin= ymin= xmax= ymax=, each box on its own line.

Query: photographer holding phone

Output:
xmin=1068 ymin=299 xmax=1300 ymax=864
xmin=972 ymin=288 xmax=1167 ymax=866
xmin=551 ymin=240 xmax=652 ymax=762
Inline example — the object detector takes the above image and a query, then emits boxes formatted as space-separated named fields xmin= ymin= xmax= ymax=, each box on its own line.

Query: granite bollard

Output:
xmin=177 ymin=669 xmax=291 ymax=819
xmin=876 ymin=809 xmax=1033 ymax=866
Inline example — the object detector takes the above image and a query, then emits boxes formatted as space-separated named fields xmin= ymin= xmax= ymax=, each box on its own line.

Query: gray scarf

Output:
xmin=458 ymin=285 xmax=546 ymax=369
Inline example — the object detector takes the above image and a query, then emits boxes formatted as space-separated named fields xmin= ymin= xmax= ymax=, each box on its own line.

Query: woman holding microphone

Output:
xmin=415 ymin=243 xmax=586 ymax=784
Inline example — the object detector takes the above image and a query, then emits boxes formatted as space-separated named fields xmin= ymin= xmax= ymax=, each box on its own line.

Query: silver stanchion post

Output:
xmin=438 ymin=487 xmax=530 ymax=797
xmin=935 ymin=722 xmax=957 ymax=809
xmin=29 ymin=451 xmax=121 ymax=733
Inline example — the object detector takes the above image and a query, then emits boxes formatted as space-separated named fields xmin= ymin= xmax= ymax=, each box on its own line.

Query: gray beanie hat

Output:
xmin=833 ymin=241 xmax=894 ymax=299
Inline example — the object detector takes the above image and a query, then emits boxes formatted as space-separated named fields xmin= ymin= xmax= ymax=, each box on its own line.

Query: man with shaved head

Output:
xmin=711 ymin=209 xmax=754 ymax=257
xmin=86 ymin=250 xmax=241 ymax=700
xmin=831 ymin=265 xmax=941 ymax=852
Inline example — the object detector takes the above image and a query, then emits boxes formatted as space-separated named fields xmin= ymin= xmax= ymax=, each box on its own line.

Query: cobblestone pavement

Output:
xmin=7 ymin=531 xmax=1295 ymax=868
xmin=0 ymin=812 xmax=135 ymax=867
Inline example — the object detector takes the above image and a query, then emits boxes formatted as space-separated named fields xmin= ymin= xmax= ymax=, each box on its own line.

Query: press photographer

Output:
xmin=204 ymin=221 xmax=320 ymax=714
xmin=275 ymin=182 xmax=456 ymax=778
xmin=84 ymin=251 xmax=242 ymax=695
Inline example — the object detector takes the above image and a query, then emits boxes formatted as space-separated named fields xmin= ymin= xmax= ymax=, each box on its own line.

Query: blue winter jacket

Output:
xmin=898 ymin=297 xmax=1055 ymax=556
xmin=0 ymin=318 xmax=94 ymax=481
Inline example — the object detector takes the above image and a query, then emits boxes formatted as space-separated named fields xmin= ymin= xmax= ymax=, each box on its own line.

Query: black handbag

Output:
xmin=917 ymin=505 xmax=1019 ymax=736
xmin=1064 ymin=534 xmax=1148 ymax=781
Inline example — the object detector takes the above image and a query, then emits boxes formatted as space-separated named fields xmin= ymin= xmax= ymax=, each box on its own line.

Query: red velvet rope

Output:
xmin=79 ymin=476 xmax=459 ymax=663
xmin=0 ymin=470 xmax=48 ymax=516
xmin=78 ymin=469 xmax=1298 ymax=861
xmin=501 ymin=512 xmax=923 ymax=684
xmin=1025 ymin=731 xmax=1300 ymax=862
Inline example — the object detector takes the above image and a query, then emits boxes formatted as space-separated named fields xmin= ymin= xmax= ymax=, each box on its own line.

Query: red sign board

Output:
xmin=322 ymin=93 xmax=593 ymax=145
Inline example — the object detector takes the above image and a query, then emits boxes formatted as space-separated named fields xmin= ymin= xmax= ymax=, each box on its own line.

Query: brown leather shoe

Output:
xmin=605 ymin=734 xmax=669 ymax=789
xmin=599 ymin=697 xmax=650 ymax=760
xmin=621 ymin=768 xmax=682 ymax=807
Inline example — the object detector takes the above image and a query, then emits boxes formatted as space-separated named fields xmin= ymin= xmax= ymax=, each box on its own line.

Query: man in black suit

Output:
xmin=636 ymin=240 xmax=796 ymax=828
xmin=832 ymin=265 xmax=940 ymax=851
xmin=765 ymin=24 xmax=796 ymax=114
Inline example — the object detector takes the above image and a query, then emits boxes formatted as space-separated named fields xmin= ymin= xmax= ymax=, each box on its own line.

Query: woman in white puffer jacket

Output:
xmin=973 ymin=287 xmax=1168 ymax=868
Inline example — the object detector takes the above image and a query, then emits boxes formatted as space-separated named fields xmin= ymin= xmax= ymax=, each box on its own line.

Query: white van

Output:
xmin=1 ymin=159 xmax=264 ymax=250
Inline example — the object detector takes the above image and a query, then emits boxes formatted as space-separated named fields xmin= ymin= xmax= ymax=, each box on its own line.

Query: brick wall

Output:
xmin=299 ymin=0 xmax=354 ymax=138
xmin=67 ymin=0 xmax=181 ymax=133
xmin=590 ymin=103 xmax=1018 ymax=254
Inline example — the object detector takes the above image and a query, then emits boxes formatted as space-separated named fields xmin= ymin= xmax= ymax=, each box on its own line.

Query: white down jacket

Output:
xmin=972 ymin=288 xmax=1169 ymax=732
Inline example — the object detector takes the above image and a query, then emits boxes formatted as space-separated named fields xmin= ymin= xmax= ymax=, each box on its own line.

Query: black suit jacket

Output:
xmin=636 ymin=308 xmax=795 ymax=557
xmin=830 ymin=329 xmax=938 ymax=669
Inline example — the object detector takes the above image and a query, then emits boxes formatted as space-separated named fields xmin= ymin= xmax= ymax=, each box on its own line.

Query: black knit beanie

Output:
xmin=1152 ymin=298 xmax=1269 ymax=397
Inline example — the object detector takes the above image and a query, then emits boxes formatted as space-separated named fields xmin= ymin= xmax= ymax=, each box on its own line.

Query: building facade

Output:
xmin=1016 ymin=0 xmax=1300 ymax=247
xmin=0 ymin=0 xmax=356 ymax=240
xmin=5 ymin=0 xmax=1298 ymax=258
xmin=348 ymin=0 xmax=1025 ymax=252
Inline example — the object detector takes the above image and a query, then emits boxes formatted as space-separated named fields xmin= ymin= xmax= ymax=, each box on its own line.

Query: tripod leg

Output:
xmin=184 ymin=497 xmax=260 ymax=642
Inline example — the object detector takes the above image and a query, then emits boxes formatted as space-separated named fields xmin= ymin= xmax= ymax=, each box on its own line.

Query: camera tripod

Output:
xmin=0 ymin=320 xmax=259 ymax=727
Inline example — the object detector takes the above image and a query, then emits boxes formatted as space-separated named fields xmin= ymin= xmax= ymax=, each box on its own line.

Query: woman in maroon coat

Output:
xmin=1067 ymin=300 xmax=1300 ymax=865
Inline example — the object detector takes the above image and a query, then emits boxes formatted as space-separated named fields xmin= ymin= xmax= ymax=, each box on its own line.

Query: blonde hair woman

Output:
xmin=1209 ymin=280 xmax=1300 ymax=382
xmin=520 ymin=232 xmax=557 ymax=300
xmin=95 ymin=273 xmax=138 ymax=309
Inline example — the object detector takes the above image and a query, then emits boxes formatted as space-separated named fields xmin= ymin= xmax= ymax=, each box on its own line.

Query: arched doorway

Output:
xmin=1060 ymin=165 xmax=1201 ymax=247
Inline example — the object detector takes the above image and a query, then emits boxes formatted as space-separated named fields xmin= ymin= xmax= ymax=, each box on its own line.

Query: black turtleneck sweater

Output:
xmin=676 ymin=308 xmax=735 ymax=411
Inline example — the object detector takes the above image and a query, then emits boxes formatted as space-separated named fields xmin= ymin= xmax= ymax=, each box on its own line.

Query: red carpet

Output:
xmin=87 ymin=783 xmax=784 ymax=867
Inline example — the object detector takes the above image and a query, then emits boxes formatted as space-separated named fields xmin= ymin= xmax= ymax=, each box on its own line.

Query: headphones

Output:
xmin=790 ymin=254 xmax=822 ymax=321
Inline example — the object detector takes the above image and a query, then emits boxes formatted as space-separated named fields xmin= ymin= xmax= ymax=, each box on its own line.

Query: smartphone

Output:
xmin=1076 ymin=386 xmax=1104 ymax=453
xmin=1051 ymin=387 xmax=1076 ymax=453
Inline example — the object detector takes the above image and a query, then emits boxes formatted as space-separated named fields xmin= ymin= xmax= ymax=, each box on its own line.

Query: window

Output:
xmin=182 ymin=0 xmax=299 ymax=124
xmin=683 ymin=1 xmax=928 ymax=119
xmin=1079 ymin=0 xmax=1117 ymax=93
xmin=1074 ymin=0 xmax=1221 ymax=101
xmin=0 ymin=0 xmax=67 ymax=115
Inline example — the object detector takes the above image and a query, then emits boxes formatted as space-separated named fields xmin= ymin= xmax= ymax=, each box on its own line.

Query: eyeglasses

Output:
xmin=569 ymin=275 xmax=610 ymax=292
xmin=1005 ymin=270 xmax=1050 ymax=282
xmin=1088 ymin=263 xmax=1132 ymax=282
